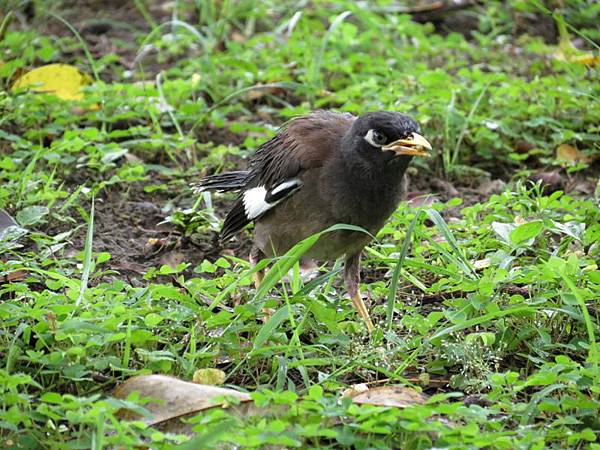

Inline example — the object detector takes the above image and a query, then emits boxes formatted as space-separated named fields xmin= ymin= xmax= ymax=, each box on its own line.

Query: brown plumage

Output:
xmin=195 ymin=110 xmax=432 ymax=332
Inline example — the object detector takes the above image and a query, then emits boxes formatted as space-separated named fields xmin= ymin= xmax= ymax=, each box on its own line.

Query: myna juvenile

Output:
xmin=195 ymin=110 xmax=431 ymax=332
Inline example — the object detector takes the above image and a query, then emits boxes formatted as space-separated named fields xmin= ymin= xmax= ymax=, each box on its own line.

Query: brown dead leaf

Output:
xmin=348 ymin=385 xmax=429 ymax=408
xmin=158 ymin=251 xmax=186 ymax=269
xmin=0 ymin=208 xmax=17 ymax=232
xmin=230 ymin=31 xmax=246 ymax=43
xmin=114 ymin=374 xmax=251 ymax=425
xmin=478 ymin=179 xmax=506 ymax=197
xmin=514 ymin=140 xmax=535 ymax=153
xmin=528 ymin=170 xmax=564 ymax=193
xmin=556 ymin=144 xmax=591 ymax=164
xmin=0 ymin=268 xmax=28 ymax=283
xmin=431 ymin=179 xmax=460 ymax=198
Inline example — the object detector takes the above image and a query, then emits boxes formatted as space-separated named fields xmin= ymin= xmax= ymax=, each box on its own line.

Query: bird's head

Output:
xmin=344 ymin=111 xmax=432 ymax=166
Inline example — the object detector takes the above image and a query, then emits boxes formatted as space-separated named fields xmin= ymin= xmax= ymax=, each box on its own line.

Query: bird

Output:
xmin=194 ymin=110 xmax=431 ymax=332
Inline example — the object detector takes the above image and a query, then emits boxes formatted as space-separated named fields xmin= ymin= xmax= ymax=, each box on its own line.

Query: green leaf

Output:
xmin=491 ymin=221 xmax=514 ymax=244
xmin=253 ymin=305 xmax=290 ymax=350
xmin=510 ymin=220 xmax=544 ymax=245
xmin=16 ymin=205 xmax=49 ymax=227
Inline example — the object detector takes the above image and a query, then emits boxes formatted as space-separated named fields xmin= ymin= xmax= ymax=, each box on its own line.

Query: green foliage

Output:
xmin=0 ymin=1 xmax=599 ymax=448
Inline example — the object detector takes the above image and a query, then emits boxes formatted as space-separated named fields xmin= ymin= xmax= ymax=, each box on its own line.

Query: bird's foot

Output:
xmin=350 ymin=292 xmax=375 ymax=333
xmin=253 ymin=270 xmax=264 ymax=289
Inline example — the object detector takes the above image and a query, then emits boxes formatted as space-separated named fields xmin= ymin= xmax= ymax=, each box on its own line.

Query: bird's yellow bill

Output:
xmin=382 ymin=132 xmax=432 ymax=157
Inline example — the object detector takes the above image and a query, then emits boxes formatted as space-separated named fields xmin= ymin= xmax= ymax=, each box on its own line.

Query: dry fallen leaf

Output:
xmin=528 ymin=170 xmax=564 ymax=193
xmin=0 ymin=208 xmax=17 ymax=232
xmin=407 ymin=193 xmax=438 ymax=208
xmin=246 ymin=83 xmax=286 ymax=101
xmin=0 ymin=267 xmax=28 ymax=283
xmin=114 ymin=374 xmax=251 ymax=425
xmin=114 ymin=375 xmax=436 ymax=440
xmin=12 ymin=63 xmax=92 ymax=101
xmin=556 ymin=144 xmax=591 ymax=164
xmin=340 ymin=383 xmax=369 ymax=398
xmin=158 ymin=250 xmax=187 ymax=269
xmin=349 ymin=385 xmax=429 ymax=408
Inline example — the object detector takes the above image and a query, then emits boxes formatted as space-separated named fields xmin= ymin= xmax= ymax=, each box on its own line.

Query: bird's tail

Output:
xmin=191 ymin=171 xmax=249 ymax=194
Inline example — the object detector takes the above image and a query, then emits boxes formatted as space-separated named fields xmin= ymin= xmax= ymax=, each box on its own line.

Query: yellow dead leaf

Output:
xmin=556 ymin=144 xmax=591 ymax=164
xmin=0 ymin=11 xmax=14 ymax=42
xmin=193 ymin=368 xmax=226 ymax=385
xmin=12 ymin=63 xmax=92 ymax=101
xmin=553 ymin=16 xmax=599 ymax=67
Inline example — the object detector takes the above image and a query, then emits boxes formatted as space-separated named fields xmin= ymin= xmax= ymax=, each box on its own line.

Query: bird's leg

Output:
xmin=249 ymin=246 xmax=265 ymax=289
xmin=344 ymin=253 xmax=375 ymax=333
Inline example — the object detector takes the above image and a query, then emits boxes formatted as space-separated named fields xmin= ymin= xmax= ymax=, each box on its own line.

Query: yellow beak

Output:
xmin=381 ymin=132 xmax=432 ymax=157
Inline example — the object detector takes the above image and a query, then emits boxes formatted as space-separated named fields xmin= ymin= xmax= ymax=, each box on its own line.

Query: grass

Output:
xmin=0 ymin=0 xmax=599 ymax=448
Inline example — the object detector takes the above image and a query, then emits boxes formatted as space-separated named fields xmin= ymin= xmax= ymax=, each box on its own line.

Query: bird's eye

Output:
xmin=364 ymin=129 xmax=387 ymax=147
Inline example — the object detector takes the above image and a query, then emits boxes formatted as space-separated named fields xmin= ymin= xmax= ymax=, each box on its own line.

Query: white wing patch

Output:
xmin=243 ymin=186 xmax=270 ymax=220
xmin=243 ymin=178 xmax=302 ymax=220
xmin=271 ymin=179 xmax=301 ymax=196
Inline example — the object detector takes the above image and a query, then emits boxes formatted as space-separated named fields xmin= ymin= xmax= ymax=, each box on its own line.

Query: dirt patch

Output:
xmin=60 ymin=183 xmax=252 ymax=287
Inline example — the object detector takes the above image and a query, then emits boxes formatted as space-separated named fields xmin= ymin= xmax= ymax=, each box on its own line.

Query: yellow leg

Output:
xmin=350 ymin=290 xmax=375 ymax=333
xmin=253 ymin=269 xmax=264 ymax=289
xmin=345 ymin=253 xmax=375 ymax=334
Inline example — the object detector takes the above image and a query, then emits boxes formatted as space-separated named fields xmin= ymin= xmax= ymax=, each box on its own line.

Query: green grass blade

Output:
xmin=426 ymin=208 xmax=477 ymax=279
xmin=558 ymin=270 xmax=598 ymax=381
xmin=253 ymin=223 xmax=371 ymax=302
xmin=293 ymin=266 xmax=343 ymax=298
xmin=451 ymin=83 xmax=489 ymax=166
xmin=76 ymin=197 xmax=94 ymax=307
xmin=253 ymin=305 xmax=291 ymax=351
xmin=387 ymin=209 xmax=422 ymax=330
xmin=47 ymin=13 xmax=101 ymax=83
xmin=207 ymin=259 xmax=270 ymax=312
xmin=309 ymin=10 xmax=352 ymax=91
xmin=253 ymin=234 xmax=321 ymax=301
xmin=0 ymin=10 xmax=13 ymax=42
xmin=430 ymin=305 xmax=534 ymax=341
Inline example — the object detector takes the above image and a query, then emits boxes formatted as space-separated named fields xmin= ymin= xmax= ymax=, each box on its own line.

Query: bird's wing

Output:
xmin=221 ymin=111 xmax=356 ymax=241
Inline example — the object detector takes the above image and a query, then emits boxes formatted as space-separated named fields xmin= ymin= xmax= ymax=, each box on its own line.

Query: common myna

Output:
xmin=195 ymin=111 xmax=431 ymax=332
